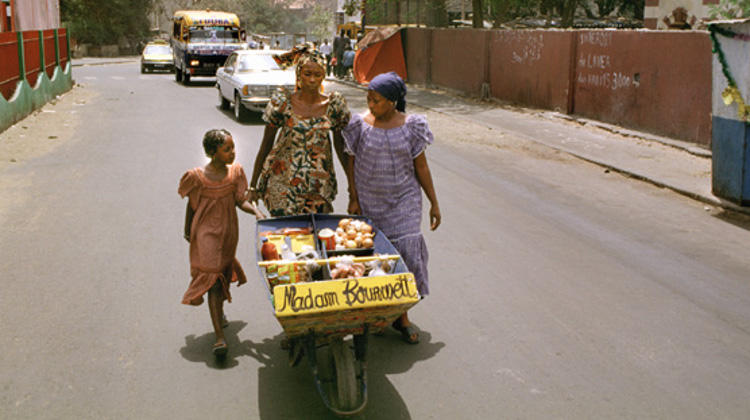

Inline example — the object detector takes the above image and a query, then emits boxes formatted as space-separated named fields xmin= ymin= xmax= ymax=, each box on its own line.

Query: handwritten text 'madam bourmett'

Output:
xmin=279 ymin=275 xmax=417 ymax=313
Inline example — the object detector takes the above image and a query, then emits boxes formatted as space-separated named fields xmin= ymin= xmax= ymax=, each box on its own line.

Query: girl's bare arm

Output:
xmin=238 ymin=200 xmax=265 ymax=219
xmin=184 ymin=201 xmax=194 ymax=241
xmin=414 ymin=152 xmax=441 ymax=230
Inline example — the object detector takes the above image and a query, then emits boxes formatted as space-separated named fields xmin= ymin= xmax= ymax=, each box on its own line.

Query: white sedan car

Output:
xmin=216 ymin=49 xmax=296 ymax=121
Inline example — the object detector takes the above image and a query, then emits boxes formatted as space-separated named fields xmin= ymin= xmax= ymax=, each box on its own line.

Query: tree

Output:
xmin=237 ymin=0 xmax=293 ymax=34
xmin=710 ymin=0 xmax=750 ymax=19
xmin=307 ymin=4 xmax=333 ymax=40
xmin=61 ymin=0 xmax=154 ymax=46
xmin=472 ymin=0 xmax=484 ymax=27
xmin=426 ymin=0 xmax=449 ymax=27
xmin=593 ymin=0 xmax=618 ymax=17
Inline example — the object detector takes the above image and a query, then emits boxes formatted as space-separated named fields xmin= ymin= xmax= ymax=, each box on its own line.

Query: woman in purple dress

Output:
xmin=342 ymin=72 xmax=441 ymax=344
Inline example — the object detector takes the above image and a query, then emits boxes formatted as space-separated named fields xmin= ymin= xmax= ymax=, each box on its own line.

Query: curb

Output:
xmin=539 ymin=112 xmax=712 ymax=159
xmin=72 ymin=57 xmax=139 ymax=67
xmin=331 ymin=78 xmax=750 ymax=216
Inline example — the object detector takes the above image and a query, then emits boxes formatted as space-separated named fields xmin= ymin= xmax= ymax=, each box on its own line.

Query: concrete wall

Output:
xmin=573 ymin=30 xmax=711 ymax=146
xmin=431 ymin=29 xmax=490 ymax=96
xmin=402 ymin=27 xmax=712 ymax=146
xmin=489 ymin=30 xmax=574 ymax=113
xmin=403 ymin=28 xmax=431 ymax=85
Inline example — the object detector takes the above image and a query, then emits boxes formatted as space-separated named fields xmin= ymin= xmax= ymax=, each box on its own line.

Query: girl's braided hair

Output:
xmin=202 ymin=129 xmax=231 ymax=157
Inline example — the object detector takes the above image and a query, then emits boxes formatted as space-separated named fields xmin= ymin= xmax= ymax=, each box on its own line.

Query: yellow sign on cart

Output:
xmin=274 ymin=273 xmax=419 ymax=317
xmin=272 ymin=273 xmax=420 ymax=337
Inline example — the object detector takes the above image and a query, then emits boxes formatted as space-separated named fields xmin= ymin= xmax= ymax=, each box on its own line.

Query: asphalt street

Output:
xmin=1 ymin=60 xmax=750 ymax=419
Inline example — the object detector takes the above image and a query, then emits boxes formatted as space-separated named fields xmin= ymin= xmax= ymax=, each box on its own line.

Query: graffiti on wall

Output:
xmin=576 ymin=32 xmax=638 ymax=91
xmin=498 ymin=31 xmax=544 ymax=65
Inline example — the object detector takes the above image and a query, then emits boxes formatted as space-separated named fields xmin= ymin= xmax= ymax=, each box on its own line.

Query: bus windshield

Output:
xmin=189 ymin=27 xmax=239 ymax=42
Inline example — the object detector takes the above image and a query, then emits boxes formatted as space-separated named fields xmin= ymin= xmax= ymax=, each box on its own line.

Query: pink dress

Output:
xmin=178 ymin=163 xmax=248 ymax=305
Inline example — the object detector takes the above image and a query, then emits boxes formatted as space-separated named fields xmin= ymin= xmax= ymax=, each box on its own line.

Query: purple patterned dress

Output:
xmin=343 ymin=113 xmax=434 ymax=296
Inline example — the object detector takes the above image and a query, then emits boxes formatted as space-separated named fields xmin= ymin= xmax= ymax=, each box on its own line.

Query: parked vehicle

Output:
xmin=171 ymin=10 xmax=245 ymax=85
xmin=216 ymin=49 xmax=295 ymax=121
xmin=140 ymin=40 xmax=173 ymax=73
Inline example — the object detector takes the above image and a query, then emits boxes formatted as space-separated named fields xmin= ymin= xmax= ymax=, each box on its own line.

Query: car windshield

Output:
xmin=189 ymin=27 xmax=238 ymax=42
xmin=144 ymin=45 xmax=171 ymax=55
xmin=236 ymin=54 xmax=282 ymax=72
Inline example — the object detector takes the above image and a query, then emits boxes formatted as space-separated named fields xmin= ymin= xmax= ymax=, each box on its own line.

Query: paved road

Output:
xmin=2 ymin=61 xmax=750 ymax=419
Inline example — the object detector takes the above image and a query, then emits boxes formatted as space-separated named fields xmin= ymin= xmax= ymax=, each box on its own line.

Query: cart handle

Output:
xmin=257 ymin=254 xmax=400 ymax=267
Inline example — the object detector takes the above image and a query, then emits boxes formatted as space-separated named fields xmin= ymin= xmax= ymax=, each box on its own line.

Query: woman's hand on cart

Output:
xmin=347 ymin=192 xmax=361 ymax=215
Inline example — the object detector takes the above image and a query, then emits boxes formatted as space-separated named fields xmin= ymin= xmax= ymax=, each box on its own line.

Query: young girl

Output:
xmin=343 ymin=72 xmax=441 ymax=344
xmin=179 ymin=129 xmax=264 ymax=357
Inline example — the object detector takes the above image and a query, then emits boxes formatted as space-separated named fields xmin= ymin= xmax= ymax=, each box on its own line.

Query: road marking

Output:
xmin=83 ymin=76 xmax=97 ymax=80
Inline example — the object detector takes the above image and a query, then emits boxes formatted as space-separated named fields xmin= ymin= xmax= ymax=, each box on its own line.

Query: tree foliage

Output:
xmin=710 ymin=0 xmax=750 ymax=19
xmin=61 ymin=0 xmax=154 ymax=45
xmin=307 ymin=4 xmax=333 ymax=40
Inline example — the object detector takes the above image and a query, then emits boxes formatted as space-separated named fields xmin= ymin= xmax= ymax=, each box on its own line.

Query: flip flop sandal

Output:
xmin=213 ymin=341 xmax=228 ymax=357
xmin=392 ymin=320 xmax=419 ymax=344
xmin=399 ymin=325 xmax=419 ymax=344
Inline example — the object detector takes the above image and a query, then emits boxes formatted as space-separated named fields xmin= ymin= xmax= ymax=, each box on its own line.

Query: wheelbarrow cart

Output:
xmin=255 ymin=214 xmax=420 ymax=416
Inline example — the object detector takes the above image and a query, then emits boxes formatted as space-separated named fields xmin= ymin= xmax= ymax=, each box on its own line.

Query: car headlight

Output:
xmin=243 ymin=86 xmax=268 ymax=97
xmin=190 ymin=60 xmax=200 ymax=66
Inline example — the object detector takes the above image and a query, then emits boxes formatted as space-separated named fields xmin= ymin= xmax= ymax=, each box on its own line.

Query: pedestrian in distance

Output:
xmin=333 ymin=29 xmax=348 ymax=78
xmin=343 ymin=72 xmax=441 ymax=344
xmin=319 ymin=38 xmax=332 ymax=76
xmin=342 ymin=43 xmax=355 ymax=80
xmin=248 ymin=43 xmax=352 ymax=216
xmin=179 ymin=129 xmax=265 ymax=357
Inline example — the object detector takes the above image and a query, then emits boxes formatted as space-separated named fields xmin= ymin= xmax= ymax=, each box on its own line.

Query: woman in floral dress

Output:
xmin=248 ymin=43 xmax=352 ymax=216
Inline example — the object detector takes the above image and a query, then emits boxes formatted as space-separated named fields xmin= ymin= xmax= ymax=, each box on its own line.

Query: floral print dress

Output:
xmin=258 ymin=89 xmax=351 ymax=216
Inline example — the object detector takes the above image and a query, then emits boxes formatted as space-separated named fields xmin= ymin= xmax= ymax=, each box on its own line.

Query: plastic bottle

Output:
xmin=279 ymin=243 xmax=295 ymax=261
xmin=261 ymin=237 xmax=279 ymax=261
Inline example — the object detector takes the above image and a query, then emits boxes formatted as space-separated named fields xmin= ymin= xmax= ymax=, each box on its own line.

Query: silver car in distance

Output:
xmin=216 ymin=49 xmax=296 ymax=121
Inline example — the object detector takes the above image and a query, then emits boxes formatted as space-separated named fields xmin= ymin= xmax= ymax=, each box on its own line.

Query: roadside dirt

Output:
xmin=414 ymin=104 xmax=573 ymax=163
xmin=0 ymin=84 xmax=95 ymax=171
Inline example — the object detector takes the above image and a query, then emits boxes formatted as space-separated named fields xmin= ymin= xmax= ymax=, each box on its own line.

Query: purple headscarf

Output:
xmin=369 ymin=72 xmax=406 ymax=112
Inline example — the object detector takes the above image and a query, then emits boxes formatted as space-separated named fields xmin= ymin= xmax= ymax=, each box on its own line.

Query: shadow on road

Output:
xmin=177 ymin=80 xmax=216 ymax=88
xmin=179 ymin=320 xmax=253 ymax=369
xmin=215 ymin=106 xmax=265 ymax=125
xmin=242 ymin=328 xmax=444 ymax=419
xmin=713 ymin=209 xmax=750 ymax=232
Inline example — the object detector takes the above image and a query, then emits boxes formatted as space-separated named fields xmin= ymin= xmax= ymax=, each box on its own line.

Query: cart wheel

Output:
xmin=329 ymin=339 xmax=358 ymax=411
